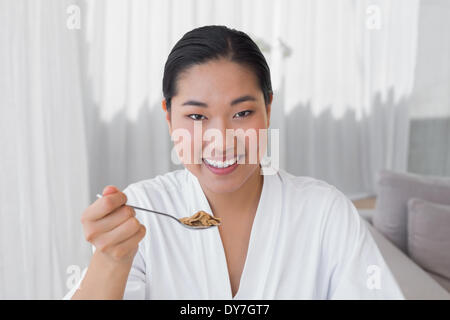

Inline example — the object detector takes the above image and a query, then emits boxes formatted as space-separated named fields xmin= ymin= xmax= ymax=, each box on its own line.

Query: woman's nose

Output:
xmin=204 ymin=118 xmax=235 ymax=154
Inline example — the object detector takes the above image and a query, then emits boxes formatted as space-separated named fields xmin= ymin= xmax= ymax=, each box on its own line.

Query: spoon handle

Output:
xmin=95 ymin=194 xmax=180 ymax=223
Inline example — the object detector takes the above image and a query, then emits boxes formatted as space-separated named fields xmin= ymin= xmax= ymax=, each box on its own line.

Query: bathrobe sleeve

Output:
xmin=120 ymin=184 xmax=147 ymax=299
xmin=62 ymin=244 xmax=146 ymax=300
xmin=62 ymin=185 xmax=147 ymax=300
xmin=323 ymin=188 xmax=405 ymax=299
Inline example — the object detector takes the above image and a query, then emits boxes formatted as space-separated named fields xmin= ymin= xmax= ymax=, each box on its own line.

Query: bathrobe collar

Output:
xmin=184 ymin=167 xmax=283 ymax=299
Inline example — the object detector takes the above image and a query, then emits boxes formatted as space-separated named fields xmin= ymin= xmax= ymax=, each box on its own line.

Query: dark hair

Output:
xmin=162 ymin=25 xmax=272 ymax=112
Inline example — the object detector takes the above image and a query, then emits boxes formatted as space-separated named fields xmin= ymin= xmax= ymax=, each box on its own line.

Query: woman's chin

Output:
xmin=202 ymin=180 xmax=243 ymax=194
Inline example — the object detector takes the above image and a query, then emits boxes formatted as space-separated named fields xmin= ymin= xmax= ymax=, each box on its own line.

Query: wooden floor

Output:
xmin=352 ymin=197 xmax=377 ymax=210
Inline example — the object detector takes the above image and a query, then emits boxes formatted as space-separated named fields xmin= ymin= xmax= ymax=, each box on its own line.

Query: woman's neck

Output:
xmin=201 ymin=166 xmax=264 ymax=220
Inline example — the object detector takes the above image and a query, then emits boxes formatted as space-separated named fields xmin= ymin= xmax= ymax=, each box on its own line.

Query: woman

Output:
xmin=65 ymin=25 xmax=403 ymax=300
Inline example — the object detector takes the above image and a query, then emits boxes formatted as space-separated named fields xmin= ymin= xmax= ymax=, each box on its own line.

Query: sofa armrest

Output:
xmin=363 ymin=220 xmax=450 ymax=300
xmin=357 ymin=209 xmax=375 ymax=224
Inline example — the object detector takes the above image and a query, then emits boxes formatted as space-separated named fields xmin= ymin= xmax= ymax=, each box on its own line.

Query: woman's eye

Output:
xmin=188 ymin=114 xmax=207 ymax=121
xmin=234 ymin=110 xmax=253 ymax=118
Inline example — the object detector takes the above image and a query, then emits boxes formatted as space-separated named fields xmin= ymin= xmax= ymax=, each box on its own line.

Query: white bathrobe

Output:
xmin=63 ymin=168 xmax=404 ymax=300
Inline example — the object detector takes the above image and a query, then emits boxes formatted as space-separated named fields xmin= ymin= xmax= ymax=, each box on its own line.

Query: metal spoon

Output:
xmin=96 ymin=194 xmax=217 ymax=230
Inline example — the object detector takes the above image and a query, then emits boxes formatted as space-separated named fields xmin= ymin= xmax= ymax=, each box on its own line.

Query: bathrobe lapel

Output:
xmin=185 ymin=168 xmax=283 ymax=299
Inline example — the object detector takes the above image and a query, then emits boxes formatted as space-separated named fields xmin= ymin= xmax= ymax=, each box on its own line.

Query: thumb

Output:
xmin=102 ymin=185 xmax=119 ymax=196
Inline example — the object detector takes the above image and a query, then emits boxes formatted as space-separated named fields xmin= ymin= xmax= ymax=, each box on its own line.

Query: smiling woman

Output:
xmin=162 ymin=25 xmax=273 ymax=198
xmin=64 ymin=25 xmax=405 ymax=300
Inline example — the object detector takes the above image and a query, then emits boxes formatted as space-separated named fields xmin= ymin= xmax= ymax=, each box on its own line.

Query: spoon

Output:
xmin=96 ymin=194 xmax=217 ymax=230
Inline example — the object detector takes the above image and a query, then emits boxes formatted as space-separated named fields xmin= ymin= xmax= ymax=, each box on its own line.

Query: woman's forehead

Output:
xmin=174 ymin=60 xmax=263 ymax=103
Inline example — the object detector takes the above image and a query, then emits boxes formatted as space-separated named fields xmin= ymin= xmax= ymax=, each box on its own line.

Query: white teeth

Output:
xmin=204 ymin=157 xmax=238 ymax=169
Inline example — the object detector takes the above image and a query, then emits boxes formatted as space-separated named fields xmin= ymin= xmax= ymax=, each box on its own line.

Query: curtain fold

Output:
xmin=0 ymin=0 xmax=91 ymax=299
xmin=281 ymin=0 xmax=419 ymax=197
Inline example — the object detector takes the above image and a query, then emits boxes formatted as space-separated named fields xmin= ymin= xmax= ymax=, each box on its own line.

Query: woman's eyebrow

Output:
xmin=181 ymin=95 xmax=257 ymax=107
xmin=230 ymin=95 xmax=256 ymax=106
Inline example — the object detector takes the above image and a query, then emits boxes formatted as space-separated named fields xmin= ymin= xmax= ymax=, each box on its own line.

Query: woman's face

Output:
xmin=163 ymin=58 xmax=271 ymax=194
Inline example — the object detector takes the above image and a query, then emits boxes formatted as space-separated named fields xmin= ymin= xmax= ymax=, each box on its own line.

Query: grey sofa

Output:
xmin=358 ymin=209 xmax=450 ymax=300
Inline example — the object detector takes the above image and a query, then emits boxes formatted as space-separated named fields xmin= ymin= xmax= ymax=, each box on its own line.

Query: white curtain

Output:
xmin=408 ymin=0 xmax=450 ymax=176
xmin=81 ymin=0 xmax=420 ymax=200
xmin=0 ymin=0 xmax=91 ymax=299
xmin=0 ymin=0 xmax=420 ymax=299
xmin=279 ymin=0 xmax=420 ymax=197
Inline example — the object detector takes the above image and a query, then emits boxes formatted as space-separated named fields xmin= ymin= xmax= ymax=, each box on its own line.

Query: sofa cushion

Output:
xmin=407 ymin=198 xmax=450 ymax=290
xmin=429 ymin=272 xmax=450 ymax=293
xmin=373 ymin=170 xmax=450 ymax=252
xmin=365 ymin=220 xmax=450 ymax=299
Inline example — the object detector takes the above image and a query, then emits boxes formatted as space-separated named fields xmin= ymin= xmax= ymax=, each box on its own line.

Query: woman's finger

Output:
xmin=108 ymin=226 xmax=147 ymax=261
xmin=93 ymin=217 xmax=141 ymax=251
xmin=83 ymin=191 xmax=128 ymax=221
xmin=90 ymin=205 xmax=136 ymax=235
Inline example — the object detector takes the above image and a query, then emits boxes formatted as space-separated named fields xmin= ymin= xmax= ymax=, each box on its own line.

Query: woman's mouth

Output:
xmin=202 ymin=155 xmax=244 ymax=175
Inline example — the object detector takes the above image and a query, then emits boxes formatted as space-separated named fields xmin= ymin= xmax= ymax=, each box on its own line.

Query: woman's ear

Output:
xmin=266 ymin=93 xmax=273 ymax=128
xmin=162 ymin=99 xmax=172 ymax=135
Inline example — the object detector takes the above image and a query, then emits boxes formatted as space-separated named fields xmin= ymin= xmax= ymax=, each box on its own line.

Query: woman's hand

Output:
xmin=80 ymin=185 xmax=146 ymax=264
xmin=71 ymin=186 xmax=146 ymax=299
